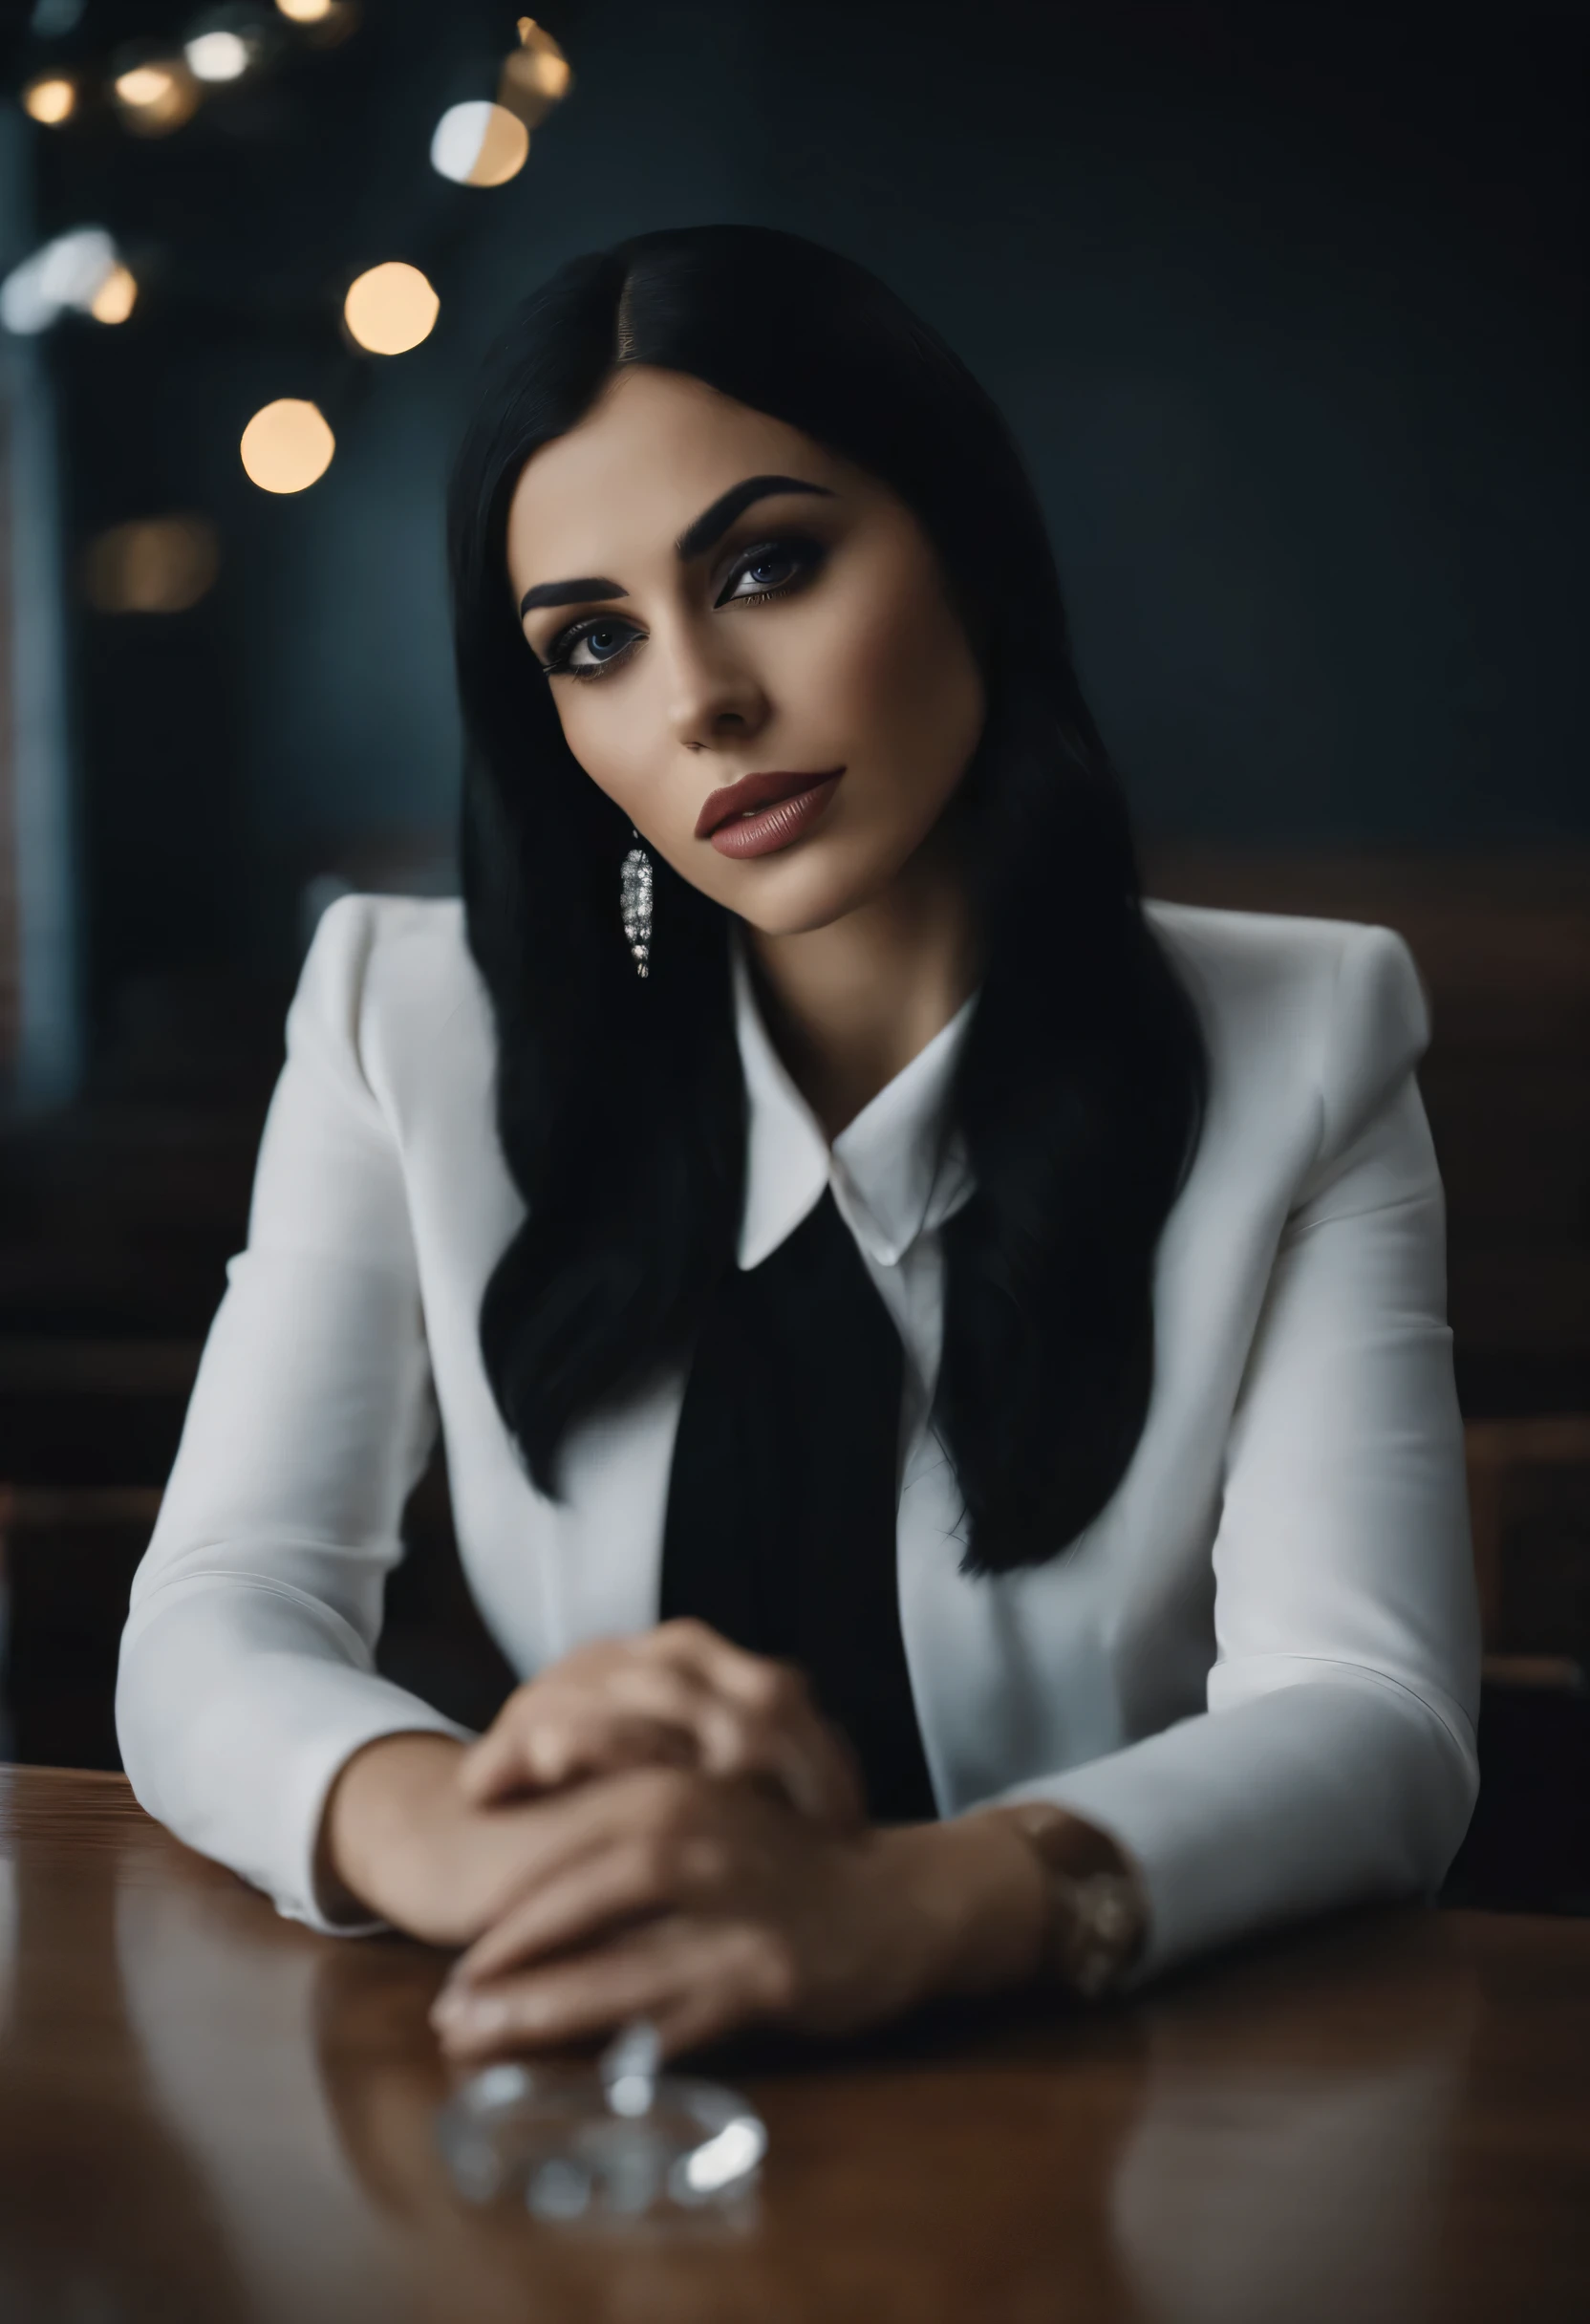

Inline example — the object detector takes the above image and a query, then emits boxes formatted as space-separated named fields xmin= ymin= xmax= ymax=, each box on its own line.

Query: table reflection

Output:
xmin=0 ymin=1791 xmax=266 ymax=2323
xmin=107 ymin=1839 xmax=1135 ymax=2321
xmin=73 ymin=1786 xmax=1479 ymax=2324
xmin=1112 ymin=1935 xmax=1478 ymax=2324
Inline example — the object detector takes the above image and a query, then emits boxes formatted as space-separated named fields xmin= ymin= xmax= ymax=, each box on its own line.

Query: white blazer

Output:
xmin=116 ymin=894 xmax=1481 ymax=1979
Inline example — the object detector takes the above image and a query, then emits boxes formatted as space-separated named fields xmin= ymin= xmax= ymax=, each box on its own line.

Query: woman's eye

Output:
xmin=543 ymin=617 xmax=641 ymax=678
xmin=572 ymin=622 xmax=633 ymax=666
xmin=717 ymin=537 xmax=823 ymax=607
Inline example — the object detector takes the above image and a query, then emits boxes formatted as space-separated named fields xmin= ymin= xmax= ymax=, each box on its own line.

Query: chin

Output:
xmin=722 ymin=844 xmax=902 ymax=939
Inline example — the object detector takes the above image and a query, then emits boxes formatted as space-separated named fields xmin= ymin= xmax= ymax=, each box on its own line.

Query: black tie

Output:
xmin=658 ymin=1190 xmax=938 ymax=1823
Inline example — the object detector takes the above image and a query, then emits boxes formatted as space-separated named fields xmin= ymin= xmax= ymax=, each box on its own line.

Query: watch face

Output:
xmin=1050 ymin=1869 xmax=1147 ymax=1995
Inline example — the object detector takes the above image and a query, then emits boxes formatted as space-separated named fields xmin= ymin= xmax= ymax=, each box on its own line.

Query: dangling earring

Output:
xmin=620 ymin=831 xmax=653 ymax=979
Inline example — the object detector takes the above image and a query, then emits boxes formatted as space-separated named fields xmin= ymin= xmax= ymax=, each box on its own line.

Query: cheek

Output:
xmin=800 ymin=563 xmax=980 ymax=777
xmin=547 ymin=687 xmax=651 ymax=819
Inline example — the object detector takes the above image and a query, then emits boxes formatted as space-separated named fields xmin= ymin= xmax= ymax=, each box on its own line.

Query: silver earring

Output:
xmin=620 ymin=832 xmax=653 ymax=979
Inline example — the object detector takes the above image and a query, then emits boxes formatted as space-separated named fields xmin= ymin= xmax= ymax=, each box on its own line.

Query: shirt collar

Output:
xmin=732 ymin=943 xmax=976 ymax=1272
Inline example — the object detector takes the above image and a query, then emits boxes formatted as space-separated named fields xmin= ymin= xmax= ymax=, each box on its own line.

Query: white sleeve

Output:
xmin=1004 ymin=925 xmax=1482 ymax=1978
xmin=116 ymin=895 xmax=472 ymax=1932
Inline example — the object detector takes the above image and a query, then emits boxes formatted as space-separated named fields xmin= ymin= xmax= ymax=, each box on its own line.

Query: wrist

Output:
xmin=879 ymin=1815 xmax=1052 ymax=2003
xmin=981 ymin=1802 xmax=1148 ymax=1997
xmin=319 ymin=1731 xmax=472 ymax=1939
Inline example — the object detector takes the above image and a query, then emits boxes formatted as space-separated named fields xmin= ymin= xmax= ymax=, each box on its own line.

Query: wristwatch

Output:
xmin=1003 ymin=1801 xmax=1149 ymax=1999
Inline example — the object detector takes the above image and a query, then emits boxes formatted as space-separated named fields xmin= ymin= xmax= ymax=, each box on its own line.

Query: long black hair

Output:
xmin=448 ymin=225 xmax=1205 ymax=1576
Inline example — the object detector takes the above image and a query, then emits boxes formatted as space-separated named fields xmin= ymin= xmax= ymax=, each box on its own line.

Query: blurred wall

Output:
xmin=25 ymin=0 xmax=1589 ymax=1010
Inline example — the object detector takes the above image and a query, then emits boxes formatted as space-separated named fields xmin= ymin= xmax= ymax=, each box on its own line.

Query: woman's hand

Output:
xmin=318 ymin=1731 xmax=590 ymax=1947
xmin=317 ymin=1622 xmax=864 ymax=1947
xmin=429 ymin=1766 xmax=1052 ymax=2062
xmin=457 ymin=1620 xmax=865 ymax=1830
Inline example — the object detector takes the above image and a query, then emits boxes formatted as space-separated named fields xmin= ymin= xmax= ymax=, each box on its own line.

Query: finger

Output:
xmin=642 ymin=1625 xmax=865 ymax=1828
xmin=459 ymin=1707 xmax=694 ymax=1806
xmin=459 ymin=1659 xmax=732 ymax=1805
xmin=432 ymin=1917 xmax=791 ymax=2061
xmin=462 ymin=1632 xmax=863 ymax=1830
xmin=458 ymin=1765 xmax=698 ymax=1934
xmin=732 ymin=1706 xmax=867 ymax=1832
xmin=447 ymin=1845 xmax=667 ymax=1989
xmin=447 ymin=1816 xmax=734 ymax=1990
xmin=643 ymin=1618 xmax=796 ymax=1709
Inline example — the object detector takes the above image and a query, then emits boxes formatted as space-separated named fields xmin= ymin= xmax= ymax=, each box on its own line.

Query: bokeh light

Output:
xmin=88 ymin=265 xmax=139 ymax=326
xmin=274 ymin=0 xmax=334 ymax=20
xmin=342 ymin=262 xmax=439 ymax=355
xmin=430 ymin=100 xmax=528 ymax=187
xmin=499 ymin=19 xmax=572 ymax=129
xmin=112 ymin=57 xmax=201 ymax=136
xmin=518 ymin=19 xmax=570 ymax=97
xmin=22 ymin=75 xmax=77 ymax=125
xmin=82 ymin=516 xmax=220 ymax=614
xmin=240 ymin=399 xmax=335 ymax=494
xmin=185 ymin=30 xmax=255 ymax=83
xmin=1 ymin=227 xmax=120 ymax=335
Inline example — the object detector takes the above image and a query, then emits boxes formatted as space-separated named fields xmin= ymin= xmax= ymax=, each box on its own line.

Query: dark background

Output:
xmin=0 ymin=0 xmax=1585 ymax=1905
xmin=7 ymin=0 xmax=1587 ymax=1003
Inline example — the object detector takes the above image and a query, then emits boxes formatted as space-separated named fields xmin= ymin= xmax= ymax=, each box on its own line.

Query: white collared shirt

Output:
xmin=118 ymin=894 xmax=1480 ymax=1979
xmin=733 ymin=941 xmax=974 ymax=1446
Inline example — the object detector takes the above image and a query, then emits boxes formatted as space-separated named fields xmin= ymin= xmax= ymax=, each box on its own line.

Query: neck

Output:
xmin=747 ymin=837 xmax=977 ymax=1141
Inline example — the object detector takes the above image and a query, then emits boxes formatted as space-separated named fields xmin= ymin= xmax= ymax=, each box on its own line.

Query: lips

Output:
xmin=695 ymin=768 xmax=845 ymax=860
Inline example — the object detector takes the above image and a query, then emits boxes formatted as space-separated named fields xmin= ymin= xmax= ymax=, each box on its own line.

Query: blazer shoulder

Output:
xmin=301 ymin=891 xmax=475 ymax=1014
xmin=294 ymin=893 xmax=491 ymax=1113
xmin=1145 ymin=899 xmax=1430 ymax=1163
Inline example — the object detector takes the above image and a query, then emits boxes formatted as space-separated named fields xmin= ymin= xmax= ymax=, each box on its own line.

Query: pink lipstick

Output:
xmin=695 ymin=768 xmax=845 ymax=860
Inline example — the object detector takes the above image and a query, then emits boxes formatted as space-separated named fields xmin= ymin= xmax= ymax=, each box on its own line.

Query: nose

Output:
xmin=662 ymin=621 xmax=769 ymax=755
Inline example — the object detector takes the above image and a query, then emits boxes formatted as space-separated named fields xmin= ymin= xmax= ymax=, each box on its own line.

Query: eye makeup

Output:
xmin=534 ymin=532 xmax=828 ymax=682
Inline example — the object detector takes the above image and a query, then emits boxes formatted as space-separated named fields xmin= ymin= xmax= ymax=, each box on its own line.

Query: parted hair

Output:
xmin=447 ymin=224 xmax=1206 ymax=1575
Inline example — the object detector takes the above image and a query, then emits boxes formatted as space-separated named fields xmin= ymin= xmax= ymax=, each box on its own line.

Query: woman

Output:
xmin=117 ymin=226 xmax=1479 ymax=2062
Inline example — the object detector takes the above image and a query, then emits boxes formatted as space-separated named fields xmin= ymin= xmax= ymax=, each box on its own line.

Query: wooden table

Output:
xmin=2 ymin=1770 xmax=1585 ymax=2324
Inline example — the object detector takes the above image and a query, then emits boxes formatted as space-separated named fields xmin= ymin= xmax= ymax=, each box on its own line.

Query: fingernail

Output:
xmin=432 ymin=1992 xmax=508 ymax=2035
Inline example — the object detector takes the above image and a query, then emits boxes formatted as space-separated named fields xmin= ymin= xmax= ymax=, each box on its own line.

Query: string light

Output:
xmin=185 ymin=30 xmax=255 ymax=83
xmin=88 ymin=265 xmax=139 ymax=326
xmin=517 ymin=20 xmax=570 ymax=97
xmin=116 ymin=65 xmax=173 ymax=103
xmin=112 ymin=55 xmax=201 ymax=136
xmin=240 ymin=398 xmax=335 ymax=493
xmin=22 ymin=75 xmax=77 ymax=125
xmin=342 ymin=262 xmax=439 ymax=355
xmin=430 ymin=100 xmax=528 ymax=187
xmin=499 ymin=19 xmax=571 ymax=129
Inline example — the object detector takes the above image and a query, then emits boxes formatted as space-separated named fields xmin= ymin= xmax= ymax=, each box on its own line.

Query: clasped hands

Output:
xmin=321 ymin=1619 xmax=1067 ymax=2064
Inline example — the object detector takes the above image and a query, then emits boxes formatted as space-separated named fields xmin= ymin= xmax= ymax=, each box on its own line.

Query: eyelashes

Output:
xmin=536 ymin=533 xmax=827 ymax=682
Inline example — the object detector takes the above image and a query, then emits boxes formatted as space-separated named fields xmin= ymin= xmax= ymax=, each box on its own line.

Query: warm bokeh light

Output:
xmin=185 ymin=30 xmax=254 ymax=83
xmin=342 ymin=262 xmax=439 ymax=355
xmin=116 ymin=64 xmax=173 ymax=104
xmin=240 ymin=398 xmax=335 ymax=494
xmin=88 ymin=264 xmax=138 ymax=326
xmin=430 ymin=100 xmax=528 ymax=187
xmin=112 ymin=57 xmax=201 ymax=135
xmin=82 ymin=516 xmax=220 ymax=614
xmin=22 ymin=75 xmax=76 ymax=125
xmin=274 ymin=0 xmax=333 ymax=20
xmin=499 ymin=19 xmax=572 ymax=128
xmin=518 ymin=19 xmax=570 ymax=97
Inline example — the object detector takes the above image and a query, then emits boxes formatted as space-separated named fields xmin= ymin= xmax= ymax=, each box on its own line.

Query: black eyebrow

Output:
xmin=674 ymin=473 xmax=833 ymax=561
xmin=517 ymin=475 xmax=832 ymax=620
xmin=519 ymin=575 xmax=626 ymax=614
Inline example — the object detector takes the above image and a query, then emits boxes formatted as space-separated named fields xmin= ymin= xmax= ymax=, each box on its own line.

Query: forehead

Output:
xmin=505 ymin=365 xmax=842 ymax=581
